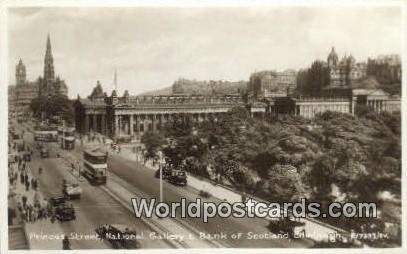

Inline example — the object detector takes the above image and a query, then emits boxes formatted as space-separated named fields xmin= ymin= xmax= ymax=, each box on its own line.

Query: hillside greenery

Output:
xmin=141 ymin=106 xmax=401 ymax=241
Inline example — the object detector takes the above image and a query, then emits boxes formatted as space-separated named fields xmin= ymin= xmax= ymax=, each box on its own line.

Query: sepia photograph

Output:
xmin=3 ymin=1 xmax=403 ymax=251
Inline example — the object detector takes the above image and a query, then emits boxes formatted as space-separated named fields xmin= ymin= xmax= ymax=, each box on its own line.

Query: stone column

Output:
xmin=115 ymin=115 xmax=119 ymax=137
xmin=130 ymin=114 xmax=134 ymax=136
xmin=152 ymin=114 xmax=156 ymax=132
xmin=123 ymin=115 xmax=128 ymax=135
xmin=93 ymin=114 xmax=98 ymax=133
xmin=101 ymin=114 xmax=106 ymax=135
xmin=84 ymin=114 xmax=90 ymax=133
xmin=135 ymin=115 xmax=139 ymax=133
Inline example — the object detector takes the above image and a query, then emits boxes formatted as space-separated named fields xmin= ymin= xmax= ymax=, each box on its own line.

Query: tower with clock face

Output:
xmin=15 ymin=58 xmax=26 ymax=86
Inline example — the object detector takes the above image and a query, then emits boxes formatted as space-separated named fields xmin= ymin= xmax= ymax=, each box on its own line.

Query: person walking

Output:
xmin=20 ymin=172 xmax=24 ymax=184
xmin=62 ymin=235 xmax=71 ymax=250
xmin=21 ymin=209 xmax=26 ymax=222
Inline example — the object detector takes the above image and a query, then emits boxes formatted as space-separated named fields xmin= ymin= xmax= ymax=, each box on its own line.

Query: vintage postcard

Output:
xmin=1 ymin=0 xmax=404 ymax=252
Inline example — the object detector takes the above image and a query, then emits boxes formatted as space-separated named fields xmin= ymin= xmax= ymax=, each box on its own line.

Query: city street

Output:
xmin=52 ymin=132 xmax=313 ymax=248
xmin=6 ymin=6 xmax=403 ymax=250
xmin=10 ymin=121 xmax=171 ymax=249
xmin=12 ymin=119 xmax=313 ymax=248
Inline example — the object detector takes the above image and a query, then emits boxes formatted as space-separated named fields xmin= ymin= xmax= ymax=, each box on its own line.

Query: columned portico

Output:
xmin=101 ymin=114 xmax=106 ymax=135
xmin=130 ymin=114 xmax=134 ymax=136
xmin=84 ymin=114 xmax=90 ymax=133
xmin=92 ymin=114 xmax=97 ymax=133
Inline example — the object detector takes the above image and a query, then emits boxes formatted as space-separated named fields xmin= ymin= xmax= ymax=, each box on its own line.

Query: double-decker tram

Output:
xmin=60 ymin=127 xmax=76 ymax=150
xmin=34 ymin=130 xmax=58 ymax=142
xmin=83 ymin=148 xmax=107 ymax=185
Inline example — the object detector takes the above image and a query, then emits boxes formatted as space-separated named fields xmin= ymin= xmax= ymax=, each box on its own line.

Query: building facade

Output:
xmin=9 ymin=59 xmax=40 ymax=114
xmin=248 ymin=70 xmax=297 ymax=98
xmin=267 ymin=88 xmax=400 ymax=119
xmin=74 ymin=81 xmax=266 ymax=139
xmin=8 ymin=34 xmax=69 ymax=114
xmin=75 ymin=81 xmax=400 ymax=140
xmin=38 ymin=35 xmax=68 ymax=97
xmin=327 ymin=47 xmax=367 ymax=87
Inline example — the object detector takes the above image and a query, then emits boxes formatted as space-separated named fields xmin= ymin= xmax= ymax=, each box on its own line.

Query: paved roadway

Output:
xmin=69 ymin=141 xmax=313 ymax=248
xmin=15 ymin=123 xmax=171 ymax=249
xmin=17 ymin=120 xmax=313 ymax=248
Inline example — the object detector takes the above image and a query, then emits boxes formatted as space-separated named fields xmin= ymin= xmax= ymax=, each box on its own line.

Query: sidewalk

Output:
xmin=9 ymin=160 xmax=64 ymax=249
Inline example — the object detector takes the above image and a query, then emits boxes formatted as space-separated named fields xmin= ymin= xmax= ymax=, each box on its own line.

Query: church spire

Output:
xmin=114 ymin=68 xmax=118 ymax=91
xmin=44 ymin=33 xmax=55 ymax=81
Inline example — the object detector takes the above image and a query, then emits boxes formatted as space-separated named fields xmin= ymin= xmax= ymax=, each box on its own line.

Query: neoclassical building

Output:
xmin=75 ymin=81 xmax=400 ymax=140
xmin=74 ymin=81 xmax=266 ymax=139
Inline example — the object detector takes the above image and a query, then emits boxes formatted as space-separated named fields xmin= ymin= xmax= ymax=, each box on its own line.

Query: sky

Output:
xmin=8 ymin=6 xmax=402 ymax=98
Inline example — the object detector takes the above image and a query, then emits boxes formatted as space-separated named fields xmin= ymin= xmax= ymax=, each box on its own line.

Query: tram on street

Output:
xmin=83 ymin=148 xmax=108 ymax=185
xmin=60 ymin=127 xmax=76 ymax=150
xmin=34 ymin=130 xmax=58 ymax=142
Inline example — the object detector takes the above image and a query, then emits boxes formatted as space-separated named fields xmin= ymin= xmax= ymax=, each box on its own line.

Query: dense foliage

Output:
xmin=296 ymin=60 xmax=330 ymax=96
xmin=141 ymin=106 xmax=401 ymax=240
xmin=30 ymin=94 xmax=74 ymax=124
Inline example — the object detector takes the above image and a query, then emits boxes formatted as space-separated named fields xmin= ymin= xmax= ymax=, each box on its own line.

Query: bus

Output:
xmin=83 ymin=149 xmax=107 ymax=185
xmin=34 ymin=130 xmax=58 ymax=142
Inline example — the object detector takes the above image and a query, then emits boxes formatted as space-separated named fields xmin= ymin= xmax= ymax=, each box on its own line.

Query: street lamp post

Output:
xmin=156 ymin=151 xmax=164 ymax=202
xmin=62 ymin=120 xmax=65 ymax=149
xmin=159 ymin=163 xmax=163 ymax=203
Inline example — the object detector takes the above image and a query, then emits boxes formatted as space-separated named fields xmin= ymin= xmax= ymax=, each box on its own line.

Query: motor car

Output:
xmin=267 ymin=216 xmax=305 ymax=238
xmin=49 ymin=196 xmax=67 ymax=207
xmin=63 ymin=182 xmax=82 ymax=199
xmin=40 ymin=148 xmax=49 ymax=158
xmin=154 ymin=165 xmax=172 ymax=180
xmin=54 ymin=203 xmax=76 ymax=221
xmin=95 ymin=224 xmax=140 ymax=249
xmin=168 ymin=169 xmax=187 ymax=186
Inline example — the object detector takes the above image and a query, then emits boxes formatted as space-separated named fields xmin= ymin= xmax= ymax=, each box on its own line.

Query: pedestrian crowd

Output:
xmin=8 ymin=141 xmax=51 ymax=225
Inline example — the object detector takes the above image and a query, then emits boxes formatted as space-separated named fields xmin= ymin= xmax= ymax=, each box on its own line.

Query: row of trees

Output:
xmin=296 ymin=60 xmax=330 ymax=96
xmin=30 ymin=94 xmax=75 ymax=124
xmin=141 ymin=106 xmax=401 ymax=239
